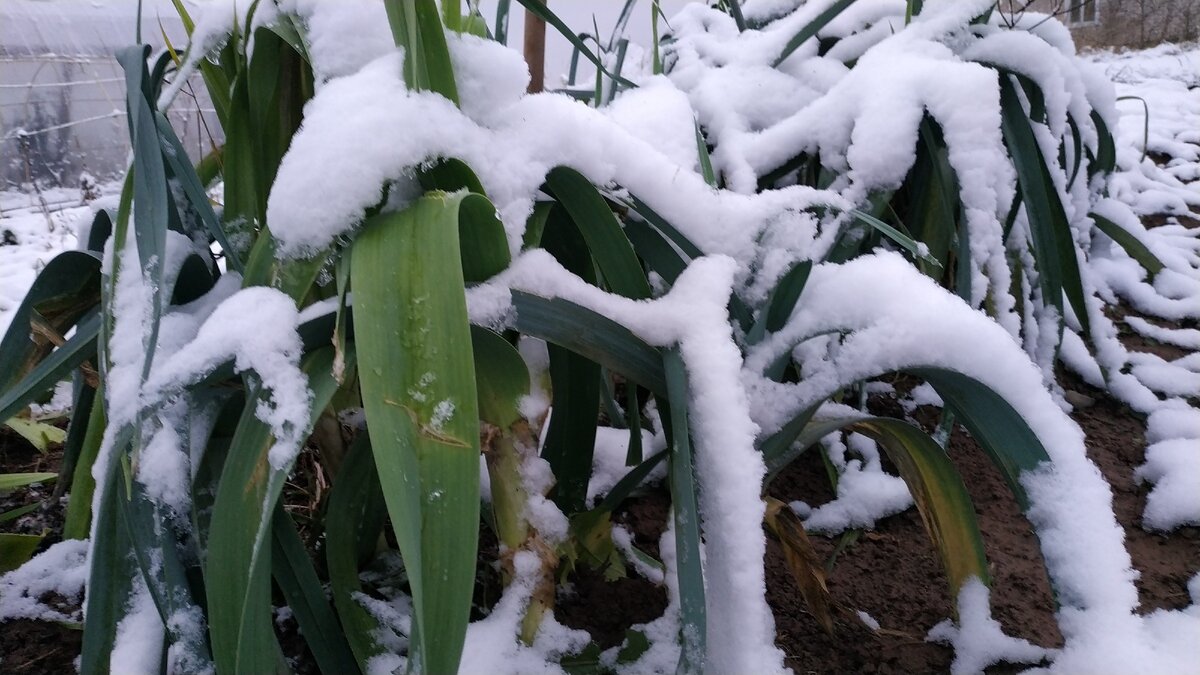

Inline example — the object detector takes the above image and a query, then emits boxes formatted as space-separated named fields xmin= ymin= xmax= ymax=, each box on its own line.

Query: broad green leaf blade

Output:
xmin=999 ymin=76 xmax=1089 ymax=336
xmin=624 ymin=384 xmax=643 ymax=466
xmin=419 ymin=157 xmax=487 ymax=194
xmin=117 ymin=45 xmax=169 ymax=374
xmin=759 ymin=402 xmax=829 ymax=482
xmin=538 ymin=204 xmax=602 ymax=514
xmin=326 ymin=436 xmax=388 ymax=671
xmin=508 ymin=292 xmax=667 ymax=397
xmin=594 ymin=449 xmax=667 ymax=514
xmin=352 ymin=193 xmax=482 ymax=675
xmin=0 ymin=501 xmax=42 ymax=524
xmin=4 ymin=418 xmax=66 ymax=453
xmin=80 ymin=427 xmax=136 ymax=675
xmin=663 ymin=349 xmax=705 ymax=674
xmin=772 ymin=0 xmax=856 ymax=66
xmin=63 ymin=389 xmax=107 ymax=540
xmin=624 ymin=219 xmax=688 ymax=286
xmin=748 ymin=260 xmax=813 ymax=345
xmin=0 ymin=250 xmax=101 ymax=394
xmin=727 ymin=0 xmax=747 ymax=31
xmin=0 ymin=313 xmax=101 ymax=423
xmin=384 ymin=0 xmax=461 ymax=105
xmin=122 ymin=479 xmax=214 ymax=672
xmin=1091 ymin=213 xmax=1165 ymax=280
xmin=471 ymin=326 xmax=530 ymax=428
xmin=458 ymin=193 xmax=512 ymax=283
xmin=765 ymin=261 xmax=813 ymax=334
xmin=207 ymin=348 xmax=345 ymax=675
xmin=87 ymin=210 xmax=114 ymax=253
xmin=153 ymin=113 xmax=241 ymax=272
xmin=910 ymin=367 xmax=1050 ymax=509
xmin=1089 ymin=110 xmax=1116 ymax=177
xmin=907 ymin=118 xmax=959 ymax=278
xmin=0 ymin=472 xmax=56 ymax=491
xmin=205 ymin=387 xmax=282 ymax=675
xmin=55 ymin=381 xmax=97 ymax=500
xmin=543 ymin=342 xmax=601 ymax=514
xmin=849 ymin=417 xmax=990 ymax=596
xmin=495 ymin=0 xmax=512 ymax=44
xmin=0 ymin=533 xmax=43 ymax=574
xmin=695 ymin=120 xmax=717 ymax=187
xmin=247 ymin=26 xmax=311 ymax=203
xmin=544 ymin=166 xmax=651 ymax=301
xmin=271 ymin=506 xmax=359 ymax=674
xmin=1064 ymin=114 xmax=1084 ymax=188
xmin=221 ymin=72 xmax=262 ymax=262
xmin=619 ymin=195 xmax=755 ymax=330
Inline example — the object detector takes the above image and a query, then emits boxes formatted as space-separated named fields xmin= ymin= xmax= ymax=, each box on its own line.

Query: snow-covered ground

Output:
xmin=0 ymin=185 xmax=105 ymax=336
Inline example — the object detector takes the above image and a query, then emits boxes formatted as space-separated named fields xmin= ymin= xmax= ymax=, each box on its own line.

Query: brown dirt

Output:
xmin=0 ymin=619 xmax=82 ymax=673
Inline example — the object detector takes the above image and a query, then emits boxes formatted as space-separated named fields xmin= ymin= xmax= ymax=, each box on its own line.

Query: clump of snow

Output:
xmin=0 ymin=539 xmax=89 ymax=623
xmin=927 ymin=579 xmax=1050 ymax=674
xmin=587 ymin=426 xmax=666 ymax=507
xmin=0 ymin=194 xmax=85 ymax=335
xmin=856 ymin=609 xmax=881 ymax=632
xmin=612 ymin=525 xmax=666 ymax=586
xmin=1136 ymin=439 xmax=1200 ymax=529
xmin=910 ymin=382 xmax=944 ymax=407
xmin=803 ymin=432 xmax=913 ymax=534
xmin=141 ymin=286 xmax=312 ymax=471
xmin=109 ymin=577 xmax=166 ymax=675
xmin=520 ymin=453 xmax=570 ymax=546
xmin=136 ymin=423 xmax=191 ymax=514
xmin=457 ymin=550 xmax=590 ymax=675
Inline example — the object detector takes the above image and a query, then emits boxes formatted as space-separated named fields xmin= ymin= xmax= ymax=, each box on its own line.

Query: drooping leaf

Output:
xmin=1091 ymin=212 xmax=1165 ymax=280
xmin=763 ymin=497 xmax=834 ymax=635
xmin=0 ymin=251 xmax=101 ymax=395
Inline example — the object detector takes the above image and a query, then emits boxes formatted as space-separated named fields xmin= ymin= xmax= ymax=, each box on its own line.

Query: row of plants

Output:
xmin=0 ymin=0 xmax=1163 ymax=672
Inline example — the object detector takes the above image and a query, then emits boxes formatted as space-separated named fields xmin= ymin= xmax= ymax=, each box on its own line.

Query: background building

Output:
xmin=1005 ymin=0 xmax=1200 ymax=48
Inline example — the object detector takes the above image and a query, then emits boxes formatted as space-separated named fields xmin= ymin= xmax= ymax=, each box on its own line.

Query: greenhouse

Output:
xmin=1 ymin=0 xmax=216 ymax=190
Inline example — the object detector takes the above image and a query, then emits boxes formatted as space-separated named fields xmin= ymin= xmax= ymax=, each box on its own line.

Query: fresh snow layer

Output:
xmin=927 ymin=579 xmax=1050 ymax=674
xmin=0 ymin=539 xmax=89 ymax=623
xmin=0 ymin=190 xmax=89 ymax=335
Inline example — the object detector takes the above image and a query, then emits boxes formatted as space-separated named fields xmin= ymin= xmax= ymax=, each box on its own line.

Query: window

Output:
xmin=1068 ymin=0 xmax=1100 ymax=25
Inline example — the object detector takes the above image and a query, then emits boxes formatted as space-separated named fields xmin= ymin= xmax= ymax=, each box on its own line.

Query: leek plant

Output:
xmin=0 ymin=1 xmax=1146 ymax=673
